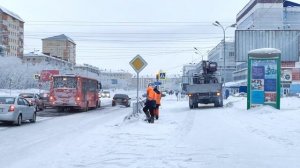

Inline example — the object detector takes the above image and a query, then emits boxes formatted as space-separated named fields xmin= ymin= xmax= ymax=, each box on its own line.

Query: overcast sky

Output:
xmin=1 ymin=0 xmax=296 ymax=76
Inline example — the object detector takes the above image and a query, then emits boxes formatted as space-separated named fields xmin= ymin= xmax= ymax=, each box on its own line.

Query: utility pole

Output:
xmin=212 ymin=21 xmax=236 ymax=88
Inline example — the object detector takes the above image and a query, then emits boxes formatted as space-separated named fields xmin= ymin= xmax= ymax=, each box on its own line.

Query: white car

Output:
xmin=0 ymin=96 xmax=36 ymax=126
xmin=101 ymin=91 xmax=111 ymax=98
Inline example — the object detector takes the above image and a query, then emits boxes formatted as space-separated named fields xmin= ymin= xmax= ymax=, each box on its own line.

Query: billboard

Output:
xmin=40 ymin=70 xmax=59 ymax=82
xmin=247 ymin=48 xmax=281 ymax=110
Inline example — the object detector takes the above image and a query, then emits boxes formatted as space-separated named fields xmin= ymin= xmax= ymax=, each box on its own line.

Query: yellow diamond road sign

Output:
xmin=129 ymin=55 xmax=148 ymax=73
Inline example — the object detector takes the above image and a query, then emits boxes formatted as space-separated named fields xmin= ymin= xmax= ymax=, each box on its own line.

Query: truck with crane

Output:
xmin=182 ymin=61 xmax=223 ymax=109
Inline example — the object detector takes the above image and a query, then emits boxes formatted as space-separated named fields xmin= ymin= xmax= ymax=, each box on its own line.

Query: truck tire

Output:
xmin=214 ymin=102 xmax=219 ymax=107
xmin=219 ymin=100 xmax=223 ymax=107
xmin=189 ymin=98 xmax=194 ymax=109
xmin=193 ymin=103 xmax=198 ymax=108
xmin=214 ymin=99 xmax=223 ymax=107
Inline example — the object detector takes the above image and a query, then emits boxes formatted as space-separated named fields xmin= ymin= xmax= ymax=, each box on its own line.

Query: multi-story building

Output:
xmin=237 ymin=0 xmax=300 ymax=30
xmin=74 ymin=64 xmax=100 ymax=76
xmin=0 ymin=6 xmax=24 ymax=57
xmin=234 ymin=0 xmax=300 ymax=95
xmin=23 ymin=51 xmax=73 ymax=69
xmin=208 ymin=41 xmax=235 ymax=82
xmin=100 ymin=70 xmax=133 ymax=89
xmin=42 ymin=34 xmax=76 ymax=64
xmin=182 ymin=64 xmax=198 ymax=76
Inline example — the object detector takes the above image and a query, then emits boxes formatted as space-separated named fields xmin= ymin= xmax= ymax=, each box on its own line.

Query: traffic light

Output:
xmin=156 ymin=73 xmax=159 ymax=80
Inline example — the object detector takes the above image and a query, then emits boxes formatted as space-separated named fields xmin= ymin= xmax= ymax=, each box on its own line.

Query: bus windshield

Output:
xmin=53 ymin=77 xmax=77 ymax=88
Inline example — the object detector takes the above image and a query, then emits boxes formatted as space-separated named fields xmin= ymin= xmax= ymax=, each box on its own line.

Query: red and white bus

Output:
xmin=49 ymin=75 xmax=101 ymax=111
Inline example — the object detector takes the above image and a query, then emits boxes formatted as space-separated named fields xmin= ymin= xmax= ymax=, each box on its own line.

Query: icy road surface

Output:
xmin=0 ymin=95 xmax=300 ymax=168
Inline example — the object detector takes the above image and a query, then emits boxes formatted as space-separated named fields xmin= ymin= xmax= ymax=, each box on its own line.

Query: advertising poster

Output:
xmin=251 ymin=79 xmax=264 ymax=90
xmin=265 ymin=92 xmax=276 ymax=103
xmin=264 ymin=79 xmax=276 ymax=92
xmin=265 ymin=62 xmax=277 ymax=79
xmin=252 ymin=66 xmax=265 ymax=79
xmin=40 ymin=70 xmax=59 ymax=82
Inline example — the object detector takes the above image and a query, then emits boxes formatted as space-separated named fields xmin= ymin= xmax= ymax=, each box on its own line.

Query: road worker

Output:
xmin=153 ymin=86 xmax=161 ymax=120
xmin=143 ymin=83 xmax=156 ymax=123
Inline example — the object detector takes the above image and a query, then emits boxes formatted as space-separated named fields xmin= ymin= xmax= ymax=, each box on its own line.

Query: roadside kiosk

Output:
xmin=247 ymin=48 xmax=281 ymax=110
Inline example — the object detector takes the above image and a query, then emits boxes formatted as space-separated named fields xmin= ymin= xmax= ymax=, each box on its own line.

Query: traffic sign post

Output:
xmin=159 ymin=72 xmax=166 ymax=80
xmin=130 ymin=55 xmax=148 ymax=114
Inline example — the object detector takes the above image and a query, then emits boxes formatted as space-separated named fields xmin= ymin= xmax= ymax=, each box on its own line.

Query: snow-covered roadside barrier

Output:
xmin=123 ymin=97 xmax=146 ymax=121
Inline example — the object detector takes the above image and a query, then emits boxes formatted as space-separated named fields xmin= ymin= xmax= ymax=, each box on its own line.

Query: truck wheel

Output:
xmin=193 ymin=103 xmax=198 ymax=108
xmin=214 ymin=100 xmax=223 ymax=107
xmin=214 ymin=102 xmax=219 ymax=107
xmin=219 ymin=100 xmax=223 ymax=107
xmin=189 ymin=99 xmax=194 ymax=109
xmin=189 ymin=98 xmax=194 ymax=109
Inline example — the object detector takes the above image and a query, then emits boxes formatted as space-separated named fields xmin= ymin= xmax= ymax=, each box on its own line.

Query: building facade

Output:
xmin=208 ymin=41 xmax=236 ymax=82
xmin=234 ymin=0 xmax=300 ymax=95
xmin=100 ymin=70 xmax=133 ymax=90
xmin=74 ymin=64 xmax=100 ymax=76
xmin=23 ymin=51 xmax=74 ymax=69
xmin=236 ymin=0 xmax=300 ymax=30
xmin=0 ymin=6 xmax=24 ymax=57
xmin=42 ymin=34 xmax=76 ymax=64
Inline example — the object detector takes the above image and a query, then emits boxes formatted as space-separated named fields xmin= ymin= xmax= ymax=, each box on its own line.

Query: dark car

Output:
xmin=19 ymin=93 xmax=44 ymax=111
xmin=39 ymin=92 xmax=51 ymax=108
xmin=112 ymin=94 xmax=131 ymax=107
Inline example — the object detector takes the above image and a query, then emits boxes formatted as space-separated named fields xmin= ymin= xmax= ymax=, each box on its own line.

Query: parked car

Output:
xmin=19 ymin=93 xmax=44 ymax=111
xmin=101 ymin=91 xmax=111 ymax=98
xmin=112 ymin=94 xmax=131 ymax=107
xmin=39 ymin=92 xmax=51 ymax=108
xmin=0 ymin=96 xmax=36 ymax=126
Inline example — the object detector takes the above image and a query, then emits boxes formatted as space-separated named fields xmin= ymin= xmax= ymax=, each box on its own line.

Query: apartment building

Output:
xmin=42 ymin=34 xmax=76 ymax=64
xmin=0 ymin=6 xmax=24 ymax=57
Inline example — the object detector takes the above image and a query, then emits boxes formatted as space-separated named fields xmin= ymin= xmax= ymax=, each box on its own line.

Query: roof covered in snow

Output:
xmin=249 ymin=48 xmax=281 ymax=55
xmin=0 ymin=5 xmax=24 ymax=22
xmin=42 ymin=34 xmax=76 ymax=44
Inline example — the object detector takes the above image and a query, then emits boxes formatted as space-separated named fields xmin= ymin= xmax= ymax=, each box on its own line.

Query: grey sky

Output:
xmin=1 ymin=0 xmax=295 ymax=76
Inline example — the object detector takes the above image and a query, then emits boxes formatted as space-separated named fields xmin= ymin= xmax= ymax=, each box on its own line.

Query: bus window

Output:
xmin=53 ymin=77 xmax=77 ymax=88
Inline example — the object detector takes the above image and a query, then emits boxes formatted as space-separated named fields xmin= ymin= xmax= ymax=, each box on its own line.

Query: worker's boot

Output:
xmin=150 ymin=116 xmax=154 ymax=123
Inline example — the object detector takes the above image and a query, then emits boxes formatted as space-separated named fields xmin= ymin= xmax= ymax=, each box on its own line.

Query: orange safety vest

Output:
xmin=155 ymin=92 xmax=161 ymax=105
xmin=147 ymin=87 xmax=155 ymax=100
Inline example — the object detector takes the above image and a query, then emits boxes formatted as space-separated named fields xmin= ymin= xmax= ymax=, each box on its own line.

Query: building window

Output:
xmin=229 ymin=52 xmax=235 ymax=57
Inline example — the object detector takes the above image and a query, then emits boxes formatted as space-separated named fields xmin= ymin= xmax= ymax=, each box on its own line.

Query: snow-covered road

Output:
xmin=0 ymin=95 xmax=300 ymax=168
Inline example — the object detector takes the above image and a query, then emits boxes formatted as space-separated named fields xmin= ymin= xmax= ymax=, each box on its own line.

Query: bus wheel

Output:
xmin=84 ymin=102 xmax=89 ymax=112
xmin=97 ymin=101 xmax=101 ymax=108
xmin=57 ymin=107 xmax=63 ymax=112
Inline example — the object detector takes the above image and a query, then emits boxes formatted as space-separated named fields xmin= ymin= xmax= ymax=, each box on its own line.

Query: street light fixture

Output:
xmin=194 ymin=47 xmax=204 ymax=61
xmin=212 ymin=21 xmax=236 ymax=88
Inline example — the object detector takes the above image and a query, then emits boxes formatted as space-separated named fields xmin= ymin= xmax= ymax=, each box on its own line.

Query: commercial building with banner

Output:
xmin=234 ymin=0 xmax=300 ymax=96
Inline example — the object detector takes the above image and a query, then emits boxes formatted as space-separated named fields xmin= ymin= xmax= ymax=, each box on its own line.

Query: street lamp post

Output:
xmin=194 ymin=47 xmax=204 ymax=62
xmin=212 ymin=21 xmax=236 ymax=88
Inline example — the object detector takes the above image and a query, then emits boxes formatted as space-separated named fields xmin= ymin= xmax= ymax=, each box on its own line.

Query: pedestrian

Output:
xmin=143 ymin=83 xmax=156 ymax=123
xmin=153 ymin=86 xmax=161 ymax=120
xmin=175 ymin=91 xmax=179 ymax=101
xmin=225 ymin=89 xmax=229 ymax=99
